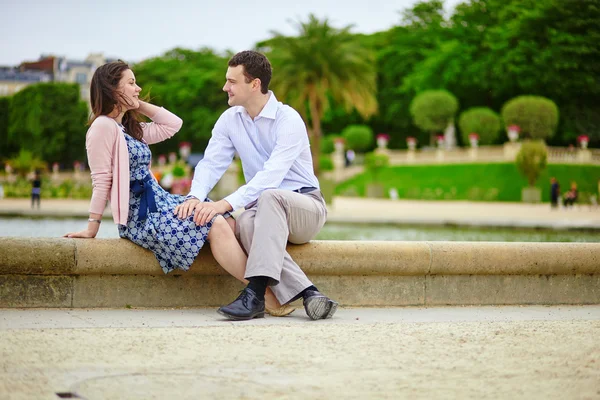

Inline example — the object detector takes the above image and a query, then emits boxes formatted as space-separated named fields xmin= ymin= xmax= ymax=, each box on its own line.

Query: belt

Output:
xmin=130 ymin=174 xmax=158 ymax=220
xmin=292 ymin=186 xmax=318 ymax=194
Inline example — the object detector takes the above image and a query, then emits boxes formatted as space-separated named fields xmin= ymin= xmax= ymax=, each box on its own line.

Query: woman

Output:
xmin=64 ymin=61 xmax=293 ymax=317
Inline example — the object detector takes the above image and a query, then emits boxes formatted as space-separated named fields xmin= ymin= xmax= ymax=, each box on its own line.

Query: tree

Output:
xmin=516 ymin=140 xmax=547 ymax=187
xmin=7 ymin=149 xmax=47 ymax=176
xmin=258 ymin=14 xmax=378 ymax=175
xmin=501 ymin=96 xmax=559 ymax=140
xmin=133 ymin=48 xmax=229 ymax=156
xmin=8 ymin=83 xmax=88 ymax=166
xmin=410 ymin=90 xmax=458 ymax=145
xmin=341 ymin=125 xmax=374 ymax=152
xmin=0 ymin=96 xmax=13 ymax=160
xmin=458 ymin=107 xmax=501 ymax=145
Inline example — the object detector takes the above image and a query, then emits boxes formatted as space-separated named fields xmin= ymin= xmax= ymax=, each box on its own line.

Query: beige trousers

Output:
xmin=235 ymin=189 xmax=327 ymax=304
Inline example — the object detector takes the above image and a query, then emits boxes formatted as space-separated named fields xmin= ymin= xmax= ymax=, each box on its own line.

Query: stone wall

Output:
xmin=1 ymin=238 xmax=599 ymax=307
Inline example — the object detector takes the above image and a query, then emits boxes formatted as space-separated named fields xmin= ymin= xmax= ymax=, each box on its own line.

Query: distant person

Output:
xmin=63 ymin=60 xmax=291 ymax=317
xmin=549 ymin=177 xmax=560 ymax=209
xmin=345 ymin=149 xmax=356 ymax=167
xmin=31 ymin=171 xmax=42 ymax=209
xmin=563 ymin=181 xmax=578 ymax=208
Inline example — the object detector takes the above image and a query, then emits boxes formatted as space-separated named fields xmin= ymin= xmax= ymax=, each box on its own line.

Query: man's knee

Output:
xmin=258 ymin=189 xmax=286 ymax=206
xmin=235 ymin=211 xmax=254 ymax=240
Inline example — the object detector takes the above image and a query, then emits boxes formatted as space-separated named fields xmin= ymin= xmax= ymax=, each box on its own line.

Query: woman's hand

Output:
xmin=63 ymin=229 xmax=97 ymax=239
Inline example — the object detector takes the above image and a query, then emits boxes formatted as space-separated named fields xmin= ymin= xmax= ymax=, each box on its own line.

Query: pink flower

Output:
xmin=406 ymin=136 xmax=417 ymax=143
xmin=469 ymin=133 xmax=479 ymax=140
xmin=377 ymin=133 xmax=390 ymax=140
xmin=508 ymin=125 xmax=520 ymax=132
xmin=578 ymin=135 xmax=589 ymax=142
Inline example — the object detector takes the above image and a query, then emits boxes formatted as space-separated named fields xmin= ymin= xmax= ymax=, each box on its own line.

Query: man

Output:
xmin=175 ymin=50 xmax=338 ymax=321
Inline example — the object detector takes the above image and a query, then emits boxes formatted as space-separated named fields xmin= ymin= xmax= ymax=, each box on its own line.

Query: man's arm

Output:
xmin=174 ymin=115 xmax=235 ymax=219
xmin=223 ymin=114 xmax=308 ymax=210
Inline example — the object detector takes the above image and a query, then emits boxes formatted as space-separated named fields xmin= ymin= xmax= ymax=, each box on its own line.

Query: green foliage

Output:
xmin=364 ymin=151 xmax=390 ymax=182
xmin=7 ymin=83 xmax=88 ymax=165
xmin=410 ymin=90 xmax=459 ymax=135
xmin=458 ymin=107 xmax=501 ymax=145
xmin=319 ymin=155 xmax=334 ymax=172
xmin=2 ymin=177 xmax=92 ymax=199
xmin=502 ymin=96 xmax=559 ymax=140
xmin=516 ymin=140 xmax=548 ymax=186
xmin=171 ymin=164 xmax=186 ymax=178
xmin=7 ymin=149 xmax=47 ymax=176
xmin=258 ymin=14 xmax=378 ymax=174
xmin=335 ymin=163 xmax=600 ymax=202
xmin=341 ymin=125 xmax=373 ymax=152
xmin=0 ymin=96 xmax=12 ymax=158
xmin=133 ymin=48 xmax=229 ymax=155
xmin=320 ymin=135 xmax=336 ymax=155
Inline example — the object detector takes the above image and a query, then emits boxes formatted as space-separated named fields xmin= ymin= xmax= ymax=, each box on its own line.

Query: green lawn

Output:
xmin=334 ymin=163 xmax=600 ymax=202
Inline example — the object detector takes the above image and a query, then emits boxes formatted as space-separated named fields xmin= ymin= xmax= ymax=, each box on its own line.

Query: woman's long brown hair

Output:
xmin=89 ymin=60 xmax=144 ymax=141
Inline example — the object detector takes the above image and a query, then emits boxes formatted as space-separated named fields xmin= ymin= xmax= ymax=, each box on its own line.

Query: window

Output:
xmin=75 ymin=73 xmax=87 ymax=84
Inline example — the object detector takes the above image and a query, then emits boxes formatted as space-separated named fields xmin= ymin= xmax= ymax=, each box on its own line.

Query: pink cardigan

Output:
xmin=86 ymin=107 xmax=183 ymax=225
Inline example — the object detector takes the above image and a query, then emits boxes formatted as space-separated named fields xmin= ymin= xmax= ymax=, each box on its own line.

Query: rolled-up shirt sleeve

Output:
xmin=224 ymin=114 xmax=307 ymax=210
xmin=188 ymin=115 xmax=235 ymax=202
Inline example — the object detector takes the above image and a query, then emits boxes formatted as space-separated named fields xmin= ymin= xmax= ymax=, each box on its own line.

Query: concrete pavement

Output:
xmin=1 ymin=196 xmax=600 ymax=229
xmin=1 ymin=306 xmax=599 ymax=399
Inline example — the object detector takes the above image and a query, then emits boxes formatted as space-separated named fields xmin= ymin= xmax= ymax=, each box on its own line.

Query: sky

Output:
xmin=1 ymin=0 xmax=461 ymax=66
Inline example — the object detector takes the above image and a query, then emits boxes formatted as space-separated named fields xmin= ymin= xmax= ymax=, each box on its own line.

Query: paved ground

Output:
xmin=1 ymin=196 xmax=599 ymax=229
xmin=1 ymin=306 xmax=599 ymax=399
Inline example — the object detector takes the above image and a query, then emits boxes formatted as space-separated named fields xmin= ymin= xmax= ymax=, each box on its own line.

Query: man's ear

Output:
xmin=253 ymin=78 xmax=262 ymax=92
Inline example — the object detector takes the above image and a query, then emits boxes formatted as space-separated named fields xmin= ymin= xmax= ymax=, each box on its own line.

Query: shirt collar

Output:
xmin=235 ymin=90 xmax=278 ymax=120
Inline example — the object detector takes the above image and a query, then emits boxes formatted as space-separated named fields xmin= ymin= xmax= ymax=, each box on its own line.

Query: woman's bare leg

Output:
xmin=207 ymin=216 xmax=282 ymax=309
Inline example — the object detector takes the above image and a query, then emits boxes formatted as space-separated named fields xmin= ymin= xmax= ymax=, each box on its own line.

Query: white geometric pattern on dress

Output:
xmin=118 ymin=131 xmax=227 ymax=274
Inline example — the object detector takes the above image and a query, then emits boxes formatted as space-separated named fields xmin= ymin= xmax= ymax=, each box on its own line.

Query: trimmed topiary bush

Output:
xmin=516 ymin=140 xmax=548 ymax=187
xmin=341 ymin=125 xmax=373 ymax=152
xmin=410 ymin=90 xmax=459 ymax=144
xmin=364 ymin=151 xmax=390 ymax=182
xmin=319 ymin=155 xmax=334 ymax=172
xmin=458 ymin=107 xmax=501 ymax=145
xmin=501 ymin=96 xmax=559 ymax=140
xmin=320 ymin=135 xmax=336 ymax=155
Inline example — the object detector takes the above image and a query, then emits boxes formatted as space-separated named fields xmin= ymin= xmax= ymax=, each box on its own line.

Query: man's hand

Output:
xmin=174 ymin=198 xmax=201 ymax=219
xmin=192 ymin=200 xmax=231 ymax=226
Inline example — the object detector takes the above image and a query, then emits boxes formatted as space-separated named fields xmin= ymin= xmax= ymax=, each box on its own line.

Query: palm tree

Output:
xmin=258 ymin=14 xmax=378 ymax=175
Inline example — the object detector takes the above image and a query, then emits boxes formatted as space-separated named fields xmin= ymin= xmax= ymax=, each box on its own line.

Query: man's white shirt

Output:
xmin=188 ymin=91 xmax=319 ymax=211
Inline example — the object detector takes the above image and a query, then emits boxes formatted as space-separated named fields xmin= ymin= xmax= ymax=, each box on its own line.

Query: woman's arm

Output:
xmin=64 ymin=118 xmax=116 ymax=238
xmin=139 ymin=101 xmax=183 ymax=145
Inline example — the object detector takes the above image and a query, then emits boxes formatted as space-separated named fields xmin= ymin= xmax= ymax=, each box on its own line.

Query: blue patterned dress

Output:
xmin=118 ymin=130 xmax=223 ymax=274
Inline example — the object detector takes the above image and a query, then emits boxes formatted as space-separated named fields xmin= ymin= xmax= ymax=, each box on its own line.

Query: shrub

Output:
xmin=516 ymin=140 xmax=548 ymax=187
xmin=341 ymin=125 xmax=373 ymax=152
xmin=320 ymin=135 xmax=336 ymax=155
xmin=501 ymin=96 xmax=559 ymax=140
xmin=364 ymin=152 xmax=390 ymax=182
xmin=410 ymin=90 xmax=459 ymax=134
xmin=319 ymin=155 xmax=334 ymax=172
xmin=458 ymin=107 xmax=501 ymax=145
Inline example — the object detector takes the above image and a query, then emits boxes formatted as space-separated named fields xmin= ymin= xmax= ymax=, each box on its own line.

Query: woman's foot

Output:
xmin=265 ymin=304 xmax=296 ymax=317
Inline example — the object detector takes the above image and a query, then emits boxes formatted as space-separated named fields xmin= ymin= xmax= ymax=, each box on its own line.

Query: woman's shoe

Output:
xmin=265 ymin=304 xmax=296 ymax=317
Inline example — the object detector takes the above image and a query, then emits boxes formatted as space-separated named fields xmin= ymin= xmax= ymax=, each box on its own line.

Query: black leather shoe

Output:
xmin=217 ymin=288 xmax=265 ymax=321
xmin=303 ymin=290 xmax=338 ymax=320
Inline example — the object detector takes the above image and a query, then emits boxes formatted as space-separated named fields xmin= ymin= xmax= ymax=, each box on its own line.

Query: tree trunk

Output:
xmin=308 ymin=91 xmax=323 ymax=177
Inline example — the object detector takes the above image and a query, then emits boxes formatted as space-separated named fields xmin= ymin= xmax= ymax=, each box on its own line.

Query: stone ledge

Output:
xmin=1 ymin=237 xmax=599 ymax=307
xmin=0 ymin=238 xmax=598 ymax=276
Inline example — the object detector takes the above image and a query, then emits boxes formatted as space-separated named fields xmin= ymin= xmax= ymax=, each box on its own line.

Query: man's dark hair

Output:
xmin=228 ymin=51 xmax=272 ymax=94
